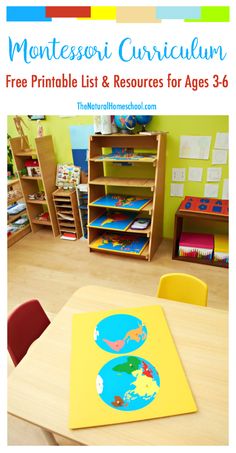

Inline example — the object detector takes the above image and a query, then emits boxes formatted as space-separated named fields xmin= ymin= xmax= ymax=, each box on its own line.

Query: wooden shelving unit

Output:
xmin=172 ymin=206 xmax=228 ymax=268
xmin=10 ymin=135 xmax=59 ymax=237
xmin=7 ymin=178 xmax=31 ymax=247
xmin=88 ymin=133 xmax=167 ymax=261
xmin=53 ymin=189 xmax=82 ymax=239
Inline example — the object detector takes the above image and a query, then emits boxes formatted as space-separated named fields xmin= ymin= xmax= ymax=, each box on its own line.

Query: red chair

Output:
xmin=8 ymin=299 xmax=51 ymax=366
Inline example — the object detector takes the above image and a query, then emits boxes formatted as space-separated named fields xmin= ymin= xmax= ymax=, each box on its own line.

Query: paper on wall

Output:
xmin=204 ymin=184 xmax=219 ymax=198
xmin=188 ymin=167 xmax=203 ymax=182
xmin=179 ymin=136 xmax=211 ymax=160
xmin=214 ymin=132 xmax=229 ymax=150
xmin=212 ymin=149 xmax=228 ymax=165
xmin=222 ymin=179 xmax=229 ymax=200
xmin=170 ymin=183 xmax=184 ymax=197
xmin=207 ymin=167 xmax=222 ymax=182
xmin=172 ymin=168 xmax=186 ymax=182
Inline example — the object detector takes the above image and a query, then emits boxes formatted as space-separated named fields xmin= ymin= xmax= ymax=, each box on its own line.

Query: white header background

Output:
xmin=1 ymin=0 xmax=236 ymax=450
xmin=1 ymin=1 xmax=235 ymax=115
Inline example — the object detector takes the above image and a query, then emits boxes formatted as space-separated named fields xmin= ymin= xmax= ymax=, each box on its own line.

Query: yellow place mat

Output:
xmin=69 ymin=305 xmax=197 ymax=429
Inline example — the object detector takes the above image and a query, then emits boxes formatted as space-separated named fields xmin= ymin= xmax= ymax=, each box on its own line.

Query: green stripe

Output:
xmin=185 ymin=6 xmax=230 ymax=22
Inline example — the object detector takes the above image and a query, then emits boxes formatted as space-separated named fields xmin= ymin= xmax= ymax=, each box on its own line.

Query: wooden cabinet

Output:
xmin=53 ymin=189 xmax=82 ymax=239
xmin=10 ymin=135 xmax=59 ymax=237
xmin=172 ymin=207 xmax=228 ymax=268
xmin=7 ymin=178 xmax=31 ymax=247
xmin=88 ymin=133 xmax=167 ymax=261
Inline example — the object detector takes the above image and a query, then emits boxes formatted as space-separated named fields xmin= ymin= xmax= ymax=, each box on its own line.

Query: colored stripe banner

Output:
xmin=6 ymin=6 xmax=230 ymax=23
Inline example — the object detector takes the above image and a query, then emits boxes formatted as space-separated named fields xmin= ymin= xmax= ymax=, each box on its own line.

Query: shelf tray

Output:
xmin=89 ymin=232 xmax=149 ymax=256
xmin=90 ymin=155 xmax=157 ymax=164
xmin=14 ymin=151 xmax=37 ymax=157
xmin=126 ymin=224 xmax=151 ymax=235
xmin=90 ymin=194 xmax=152 ymax=211
xmin=60 ymin=228 xmax=76 ymax=233
xmin=7 ymin=178 xmax=20 ymax=187
xmin=8 ymin=194 xmax=23 ymax=206
xmin=21 ymin=176 xmax=42 ymax=181
xmin=27 ymin=199 xmax=47 ymax=205
xmin=173 ymin=255 xmax=228 ymax=269
xmin=89 ymin=211 xmax=136 ymax=232
xmin=32 ymin=219 xmax=52 ymax=226
xmin=90 ymin=177 xmax=155 ymax=189
xmin=8 ymin=210 xmax=27 ymax=224
xmin=58 ymin=221 xmax=75 ymax=227
xmin=8 ymin=224 xmax=31 ymax=247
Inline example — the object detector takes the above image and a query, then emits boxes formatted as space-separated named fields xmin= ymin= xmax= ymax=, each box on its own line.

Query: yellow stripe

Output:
xmin=91 ymin=7 xmax=116 ymax=21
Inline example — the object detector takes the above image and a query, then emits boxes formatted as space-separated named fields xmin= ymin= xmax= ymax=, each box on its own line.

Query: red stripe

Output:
xmin=45 ymin=7 xmax=91 ymax=18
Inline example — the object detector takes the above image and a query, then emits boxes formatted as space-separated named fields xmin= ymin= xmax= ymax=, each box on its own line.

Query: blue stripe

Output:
xmin=156 ymin=7 xmax=201 ymax=20
xmin=7 ymin=7 xmax=52 ymax=22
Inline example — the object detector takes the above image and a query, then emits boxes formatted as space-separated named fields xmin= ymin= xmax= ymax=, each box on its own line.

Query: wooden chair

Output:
xmin=157 ymin=273 xmax=208 ymax=306
xmin=8 ymin=299 xmax=57 ymax=445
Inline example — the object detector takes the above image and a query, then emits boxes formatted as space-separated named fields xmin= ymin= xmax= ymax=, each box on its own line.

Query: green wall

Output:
xmin=8 ymin=115 xmax=228 ymax=239
xmin=158 ymin=116 xmax=228 ymax=237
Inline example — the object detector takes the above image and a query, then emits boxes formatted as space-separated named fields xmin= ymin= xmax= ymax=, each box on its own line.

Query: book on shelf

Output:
xmin=60 ymin=232 xmax=77 ymax=241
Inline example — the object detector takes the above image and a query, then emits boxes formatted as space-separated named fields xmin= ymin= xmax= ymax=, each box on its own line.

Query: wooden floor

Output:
xmin=7 ymin=229 xmax=228 ymax=445
xmin=8 ymin=229 xmax=228 ymax=315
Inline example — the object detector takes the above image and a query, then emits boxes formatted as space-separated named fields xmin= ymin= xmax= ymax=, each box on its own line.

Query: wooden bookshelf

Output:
xmin=53 ymin=188 xmax=82 ymax=240
xmin=10 ymin=135 xmax=59 ymax=237
xmin=88 ymin=133 xmax=167 ymax=261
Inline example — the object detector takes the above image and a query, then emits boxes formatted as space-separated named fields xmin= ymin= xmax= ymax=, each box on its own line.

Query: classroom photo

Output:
xmin=7 ymin=114 xmax=228 ymax=446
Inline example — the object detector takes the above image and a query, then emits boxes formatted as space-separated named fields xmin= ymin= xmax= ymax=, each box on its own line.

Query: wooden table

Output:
xmin=8 ymin=286 xmax=228 ymax=445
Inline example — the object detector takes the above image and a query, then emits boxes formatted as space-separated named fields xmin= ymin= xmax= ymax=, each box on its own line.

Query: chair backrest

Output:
xmin=8 ymin=299 xmax=51 ymax=366
xmin=157 ymin=273 xmax=208 ymax=306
